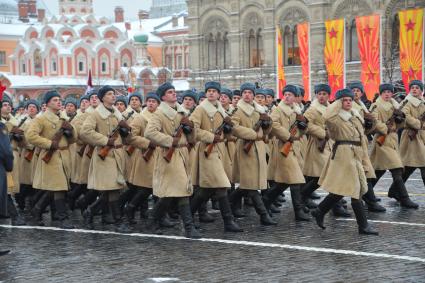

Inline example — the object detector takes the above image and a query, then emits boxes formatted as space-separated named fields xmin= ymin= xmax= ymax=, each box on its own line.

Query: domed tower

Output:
xmin=59 ymin=0 xmax=93 ymax=15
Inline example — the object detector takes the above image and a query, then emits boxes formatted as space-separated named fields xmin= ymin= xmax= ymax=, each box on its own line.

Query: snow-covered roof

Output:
xmin=0 ymin=23 xmax=34 ymax=37
xmin=173 ymin=79 xmax=189 ymax=91
xmin=1 ymin=73 xmax=125 ymax=89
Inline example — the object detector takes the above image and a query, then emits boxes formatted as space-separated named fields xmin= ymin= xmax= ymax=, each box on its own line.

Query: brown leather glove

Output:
xmin=61 ymin=121 xmax=73 ymax=131
xmin=223 ymin=116 xmax=233 ymax=126
xmin=107 ymin=137 xmax=115 ymax=146
xmin=213 ymin=134 xmax=221 ymax=143
xmin=118 ymin=120 xmax=131 ymax=130
xmin=259 ymin=113 xmax=271 ymax=121
xmin=363 ymin=112 xmax=375 ymax=121
xmin=10 ymin=127 xmax=24 ymax=135
xmin=148 ymin=141 xmax=157 ymax=149
xmin=172 ymin=136 xmax=180 ymax=147
xmin=180 ymin=117 xmax=194 ymax=128
xmin=50 ymin=140 xmax=59 ymax=150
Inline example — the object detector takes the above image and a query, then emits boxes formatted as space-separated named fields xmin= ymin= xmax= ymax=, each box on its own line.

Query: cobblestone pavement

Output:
xmin=1 ymin=171 xmax=425 ymax=282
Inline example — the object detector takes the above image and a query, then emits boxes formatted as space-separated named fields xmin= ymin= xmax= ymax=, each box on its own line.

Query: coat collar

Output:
xmin=200 ymin=99 xmax=227 ymax=118
xmin=353 ymin=99 xmax=369 ymax=113
xmin=142 ymin=107 xmax=155 ymax=120
xmin=405 ymin=93 xmax=423 ymax=107
xmin=44 ymin=108 xmax=69 ymax=124
xmin=96 ymin=103 xmax=123 ymax=121
xmin=376 ymin=96 xmax=399 ymax=112
xmin=0 ymin=113 xmax=18 ymax=126
xmin=158 ymin=102 xmax=186 ymax=120
xmin=85 ymin=106 xmax=95 ymax=114
xmin=277 ymin=101 xmax=295 ymax=116
xmin=224 ymin=104 xmax=236 ymax=116
xmin=311 ymin=99 xmax=328 ymax=115
xmin=237 ymin=100 xmax=265 ymax=116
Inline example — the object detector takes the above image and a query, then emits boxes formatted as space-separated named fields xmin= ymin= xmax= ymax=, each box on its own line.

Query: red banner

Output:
xmin=297 ymin=22 xmax=310 ymax=101
xmin=276 ymin=25 xmax=286 ymax=99
xmin=356 ymin=15 xmax=381 ymax=100
xmin=324 ymin=19 xmax=345 ymax=100
xmin=399 ymin=9 xmax=424 ymax=91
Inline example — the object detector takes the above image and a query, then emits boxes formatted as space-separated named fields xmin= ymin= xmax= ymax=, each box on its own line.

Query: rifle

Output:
xmin=407 ymin=110 xmax=425 ymax=140
xmin=317 ymin=131 xmax=329 ymax=153
xmin=204 ymin=121 xmax=228 ymax=158
xmin=77 ymin=144 xmax=87 ymax=157
xmin=243 ymin=119 xmax=263 ymax=154
xmin=375 ymin=100 xmax=408 ymax=146
xmin=24 ymin=149 xmax=34 ymax=162
xmin=280 ymin=111 xmax=308 ymax=157
xmin=86 ymin=145 xmax=94 ymax=158
xmin=9 ymin=117 xmax=28 ymax=142
xmin=42 ymin=115 xmax=76 ymax=164
xmin=163 ymin=124 xmax=184 ymax=163
xmin=142 ymin=145 xmax=156 ymax=162
xmin=98 ymin=111 xmax=134 ymax=161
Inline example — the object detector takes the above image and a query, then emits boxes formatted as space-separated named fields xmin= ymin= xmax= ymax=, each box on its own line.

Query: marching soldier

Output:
xmin=312 ymin=88 xmax=378 ymax=235
xmin=228 ymin=83 xmax=276 ymax=225
xmin=198 ymin=92 xmax=206 ymax=104
xmin=254 ymin=88 xmax=267 ymax=106
xmin=18 ymin=100 xmax=40 ymax=214
xmin=127 ymin=91 xmax=143 ymax=114
xmin=301 ymin=84 xmax=332 ymax=209
xmin=114 ymin=96 xmax=128 ymax=113
xmin=181 ymin=90 xmax=197 ymax=114
xmin=189 ymin=82 xmax=242 ymax=232
xmin=26 ymin=90 xmax=76 ymax=229
xmin=64 ymin=97 xmax=78 ymax=119
xmin=220 ymin=88 xmax=235 ymax=115
xmin=263 ymin=84 xmax=310 ymax=221
xmin=231 ymin=90 xmax=241 ymax=108
xmin=124 ymin=92 xmax=161 ymax=222
xmin=78 ymin=94 xmax=90 ymax=113
xmin=398 ymin=80 xmax=425 ymax=201
xmin=264 ymin=88 xmax=276 ymax=114
xmin=1 ymin=95 xmax=26 ymax=225
xmin=80 ymin=86 xmax=133 ymax=233
xmin=144 ymin=82 xmax=201 ymax=238
xmin=349 ymin=82 xmax=386 ymax=212
xmin=369 ymin=83 xmax=418 ymax=208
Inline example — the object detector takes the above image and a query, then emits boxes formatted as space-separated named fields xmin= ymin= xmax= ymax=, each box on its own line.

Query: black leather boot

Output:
xmin=250 ymin=191 xmax=277 ymax=226
xmin=392 ymin=170 xmax=419 ymax=209
xmin=311 ymin=193 xmax=341 ymax=229
xmin=218 ymin=196 xmax=243 ymax=232
xmin=148 ymin=198 xmax=172 ymax=234
xmin=83 ymin=196 xmax=103 ymax=229
xmin=110 ymin=201 xmax=132 ymax=233
xmin=76 ymin=190 xmax=98 ymax=215
xmin=30 ymin=192 xmax=51 ymax=226
xmin=7 ymin=196 xmax=26 ymax=226
xmin=54 ymin=198 xmax=74 ymax=229
xmin=351 ymin=200 xmax=379 ymax=235
xmin=332 ymin=200 xmax=351 ymax=217
xmin=290 ymin=187 xmax=310 ymax=221
xmin=262 ymin=183 xmax=287 ymax=213
xmin=178 ymin=200 xmax=201 ymax=239
xmin=301 ymin=178 xmax=319 ymax=209
xmin=229 ymin=189 xmax=246 ymax=218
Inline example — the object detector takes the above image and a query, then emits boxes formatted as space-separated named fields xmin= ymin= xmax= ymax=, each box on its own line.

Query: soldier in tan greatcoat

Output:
xmin=17 ymin=100 xmax=39 ymax=216
xmin=228 ymin=82 xmax=277 ymax=226
xmin=124 ymin=92 xmax=160 ymax=225
xmin=144 ymin=82 xmax=201 ymax=239
xmin=300 ymin=84 xmax=332 ymax=209
xmin=0 ymin=96 xmax=26 ymax=226
xmin=189 ymin=82 xmax=242 ymax=232
xmin=263 ymin=84 xmax=310 ymax=222
xmin=26 ymin=90 xmax=76 ymax=229
xmin=398 ymin=80 xmax=425 ymax=205
xmin=349 ymin=82 xmax=386 ymax=213
xmin=312 ymin=88 xmax=378 ymax=235
xmin=369 ymin=83 xmax=418 ymax=209
xmin=80 ymin=85 xmax=133 ymax=233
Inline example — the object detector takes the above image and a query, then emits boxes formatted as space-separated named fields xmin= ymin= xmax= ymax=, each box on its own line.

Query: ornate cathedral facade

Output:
xmin=186 ymin=0 xmax=425 ymax=92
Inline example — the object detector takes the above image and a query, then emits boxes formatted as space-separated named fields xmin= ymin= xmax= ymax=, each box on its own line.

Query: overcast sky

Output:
xmin=40 ymin=0 xmax=152 ymax=20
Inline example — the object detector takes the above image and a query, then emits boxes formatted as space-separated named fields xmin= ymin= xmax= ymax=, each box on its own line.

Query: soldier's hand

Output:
xmin=213 ymin=134 xmax=221 ymax=143
xmin=10 ymin=127 xmax=24 ymax=135
xmin=118 ymin=120 xmax=131 ymax=130
xmin=180 ymin=117 xmax=194 ymax=128
xmin=363 ymin=112 xmax=374 ymax=121
xmin=50 ymin=140 xmax=59 ymax=150
xmin=61 ymin=121 xmax=73 ymax=131
xmin=259 ymin=113 xmax=271 ymax=121
xmin=223 ymin=116 xmax=233 ymax=126
xmin=172 ymin=136 xmax=180 ymax=147
xmin=325 ymin=129 xmax=330 ymax=140
xmin=107 ymin=137 xmax=115 ymax=146
xmin=148 ymin=141 xmax=157 ymax=149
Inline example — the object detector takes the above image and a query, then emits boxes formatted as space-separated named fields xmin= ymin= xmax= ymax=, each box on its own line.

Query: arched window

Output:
xmin=283 ymin=26 xmax=300 ymax=66
xmin=347 ymin=19 xmax=360 ymax=62
xmin=248 ymin=29 xmax=256 ymax=68
xmin=207 ymin=33 xmax=215 ymax=70
xmin=51 ymin=57 xmax=57 ymax=73
xmin=256 ymin=29 xmax=264 ymax=67
xmin=391 ymin=14 xmax=400 ymax=54
xmin=34 ymin=49 xmax=42 ymax=73
xmin=77 ymin=53 xmax=86 ymax=74
xmin=223 ymin=32 xmax=229 ymax=69
xmin=100 ymin=54 xmax=109 ymax=74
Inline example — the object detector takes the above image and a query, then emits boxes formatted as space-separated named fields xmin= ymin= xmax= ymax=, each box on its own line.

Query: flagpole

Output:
xmin=423 ymin=8 xmax=425 ymax=82
xmin=308 ymin=22 xmax=311 ymax=101
xmin=379 ymin=15 xmax=383 ymax=85
xmin=343 ymin=19 xmax=346 ymax=88
xmin=275 ymin=25 xmax=279 ymax=98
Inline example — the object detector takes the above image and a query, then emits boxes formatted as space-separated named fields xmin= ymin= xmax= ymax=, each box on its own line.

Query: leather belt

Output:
xmin=331 ymin=140 xmax=361 ymax=160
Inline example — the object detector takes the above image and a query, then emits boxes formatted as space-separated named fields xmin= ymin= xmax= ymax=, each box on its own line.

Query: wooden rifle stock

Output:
xmin=143 ymin=147 xmax=155 ymax=162
xmin=86 ymin=145 xmax=94 ymax=158
xmin=24 ymin=149 xmax=34 ymax=162
xmin=204 ymin=122 xmax=226 ymax=158
xmin=42 ymin=129 xmax=64 ymax=164
xmin=77 ymin=144 xmax=87 ymax=157
xmin=280 ymin=125 xmax=297 ymax=157
xmin=126 ymin=145 xmax=136 ymax=156
xmin=98 ymin=111 xmax=134 ymax=160
xmin=163 ymin=124 xmax=184 ymax=163
xmin=243 ymin=120 xmax=263 ymax=154
xmin=318 ymin=138 xmax=328 ymax=153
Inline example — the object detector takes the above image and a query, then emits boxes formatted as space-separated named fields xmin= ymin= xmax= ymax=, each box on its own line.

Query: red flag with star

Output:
xmin=356 ymin=14 xmax=381 ymax=100
xmin=297 ymin=22 xmax=311 ymax=101
xmin=324 ymin=19 xmax=345 ymax=100
xmin=399 ymin=9 xmax=423 ymax=91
